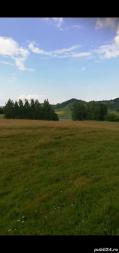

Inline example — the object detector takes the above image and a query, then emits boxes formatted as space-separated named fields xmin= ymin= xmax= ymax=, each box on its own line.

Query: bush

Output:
xmin=107 ymin=112 xmax=119 ymax=122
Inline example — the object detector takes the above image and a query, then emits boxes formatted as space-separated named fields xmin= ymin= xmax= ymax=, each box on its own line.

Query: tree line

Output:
xmin=4 ymin=99 xmax=59 ymax=120
xmin=0 ymin=107 xmax=4 ymax=114
xmin=71 ymin=101 xmax=108 ymax=121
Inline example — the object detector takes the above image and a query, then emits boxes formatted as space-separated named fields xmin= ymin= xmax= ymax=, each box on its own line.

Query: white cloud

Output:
xmin=71 ymin=52 xmax=91 ymax=58
xmin=28 ymin=42 xmax=91 ymax=59
xmin=51 ymin=18 xmax=63 ymax=28
xmin=0 ymin=37 xmax=19 ymax=56
xmin=96 ymin=43 xmax=119 ymax=59
xmin=53 ymin=45 xmax=80 ymax=54
xmin=96 ymin=25 xmax=119 ymax=59
xmin=0 ymin=36 xmax=29 ymax=71
xmin=44 ymin=17 xmax=64 ymax=30
xmin=28 ymin=42 xmax=51 ymax=56
xmin=17 ymin=94 xmax=46 ymax=102
xmin=114 ymin=25 xmax=119 ymax=46
xmin=95 ymin=18 xmax=118 ymax=29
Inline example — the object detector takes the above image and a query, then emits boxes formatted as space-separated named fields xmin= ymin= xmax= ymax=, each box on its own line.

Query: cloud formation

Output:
xmin=95 ymin=18 xmax=118 ymax=29
xmin=96 ymin=25 xmax=119 ymax=59
xmin=28 ymin=42 xmax=91 ymax=59
xmin=44 ymin=18 xmax=64 ymax=30
xmin=0 ymin=36 xmax=29 ymax=71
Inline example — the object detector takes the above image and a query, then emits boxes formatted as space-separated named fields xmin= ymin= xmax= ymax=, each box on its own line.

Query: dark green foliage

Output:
xmin=43 ymin=99 xmax=58 ymax=120
xmin=100 ymin=97 xmax=119 ymax=111
xmin=107 ymin=112 xmax=119 ymax=122
xmin=87 ymin=101 xmax=97 ymax=120
xmin=94 ymin=103 xmax=108 ymax=121
xmin=71 ymin=101 xmax=88 ymax=120
xmin=4 ymin=99 xmax=59 ymax=121
xmin=54 ymin=97 xmax=119 ymax=120
xmin=54 ymin=98 xmax=81 ymax=109
xmin=4 ymin=99 xmax=15 ymax=119
xmin=0 ymin=106 xmax=4 ymax=114
xmin=71 ymin=101 xmax=108 ymax=121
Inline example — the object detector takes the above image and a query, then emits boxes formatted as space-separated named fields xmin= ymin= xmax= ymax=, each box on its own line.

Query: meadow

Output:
xmin=0 ymin=119 xmax=119 ymax=235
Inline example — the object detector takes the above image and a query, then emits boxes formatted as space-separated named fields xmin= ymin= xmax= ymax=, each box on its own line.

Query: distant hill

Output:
xmin=53 ymin=97 xmax=119 ymax=119
xmin=53 ymin=98 xmax=82 ymax=109
xmin=52 ymin=98 xmax=83 ymax=119
xmin=98 ymin=97 xmax=119 ymax=111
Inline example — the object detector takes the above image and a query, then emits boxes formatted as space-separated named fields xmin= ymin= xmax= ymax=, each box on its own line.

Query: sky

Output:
xmin=0 ymin=17 xmax=119 ymax=105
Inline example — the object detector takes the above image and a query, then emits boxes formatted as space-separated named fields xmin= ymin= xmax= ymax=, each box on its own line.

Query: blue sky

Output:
xmin=0 ymin=17 xmax=119 ymax=105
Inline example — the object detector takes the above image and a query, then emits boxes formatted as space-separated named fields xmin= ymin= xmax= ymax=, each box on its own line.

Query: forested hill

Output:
xmin=52 ymin=99 xmax=83 ymax=119
xmin=53 ymin=98 xmax=82 ymax=109
xmin=53 ymin=97 xmax=119 ymax=119
xmin=98 ymin=97 xmax=119 ymax=111
xmin=53 ymin=97 xmax=119 ymax=110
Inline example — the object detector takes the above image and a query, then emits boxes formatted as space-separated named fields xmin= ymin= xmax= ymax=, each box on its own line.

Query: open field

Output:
xmin=0 ymin=119 xmax=119 ymax=235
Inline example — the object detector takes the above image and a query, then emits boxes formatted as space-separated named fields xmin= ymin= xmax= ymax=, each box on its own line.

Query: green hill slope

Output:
xmin=53 ymin=97 xmax=119 ymax=120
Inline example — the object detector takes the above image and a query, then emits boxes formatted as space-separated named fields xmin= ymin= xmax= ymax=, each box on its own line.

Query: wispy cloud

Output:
xmin=96 ymin=25 xmax=119 ymax=59
xmin=28 ymin=42 xmax=91 ymax=59
xmin=0 ymin=36 xmax=29 ymax=71
xmin=28 ymin=42 xmax=51 ymax=56
xmin=0 ymin=60 xmax=14 ymax=66
xmin=70 ymin=52 xmax=91 ymax=58
xmin=95 ymin=17 xmax=119 ymax=29
xmin=44 ymin=17 xmax=64 ymax=30
xmin=53 ymin=45 xmax=80 ymax=54
xmin=96 ymin=44 xmax=119 ymax=59
xmin=44 ymin=18 xmax=82 ymax=31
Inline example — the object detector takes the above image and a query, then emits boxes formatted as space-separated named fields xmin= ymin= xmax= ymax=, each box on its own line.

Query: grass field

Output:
xmin=0 ymin=119 xmax=119 ymax=235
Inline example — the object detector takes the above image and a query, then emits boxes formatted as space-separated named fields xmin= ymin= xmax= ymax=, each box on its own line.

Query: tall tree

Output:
xmin=43 ymin=99 xmax=58 ymax=120
xmin=4 ymin=99 xmax=15 ymax=119
xmin=71 ymin=101 xmax=88 ymax=120
xmin=4 ymin=98 xmax=59 ymax=121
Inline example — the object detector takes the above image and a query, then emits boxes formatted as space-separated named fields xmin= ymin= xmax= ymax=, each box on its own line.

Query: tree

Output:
xmin=4 ymin=99 xmax=15 ymax=118
xmin=0 ymin=107 xmax=4 ymax=114
xmin=24 ymin=99 xmax=30 ymax=119
xmin=42 ymin=99 xmax=59 ymax=120
xmin=87 ymin=101 xmax=97 ymax=120
xmin=18 ymin=99 xmax=24 ymax=119
xmin=34 ymin=99 xmax=42 ymax=119
xmin=71 ymin=101 xmax=108 ymax=121
xmin=4 ymin=98 xmax=59 ymax=121
xmin=98 ymin=103 xmax=108 ymax=120
xmin=94 ymin=103 xmax=107 ymax=120
xmin=71 ymin=101 xmax=88 ymax=120
xmin=14 ymin=101 xmax=19 ymax=119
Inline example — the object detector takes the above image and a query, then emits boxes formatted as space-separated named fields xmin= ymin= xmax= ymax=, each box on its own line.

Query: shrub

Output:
xmin=107 ymin=112 xmax=119 ymax=122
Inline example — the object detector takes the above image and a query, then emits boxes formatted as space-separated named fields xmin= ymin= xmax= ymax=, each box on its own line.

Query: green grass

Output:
xmin=55 ymin=108 xmax=72 ymax=119
xmin=0 ymin=119 xmax=119 ymax=235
